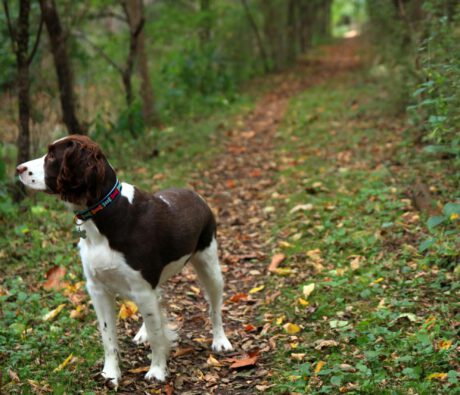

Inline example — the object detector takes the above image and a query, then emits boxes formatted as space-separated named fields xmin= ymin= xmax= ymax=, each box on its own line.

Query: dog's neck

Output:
xmin=68 ymin=162 xmax=118 ymax=212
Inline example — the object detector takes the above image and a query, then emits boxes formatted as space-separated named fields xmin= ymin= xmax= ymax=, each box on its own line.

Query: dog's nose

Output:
xmin=16 ymin=165 xmax=28 ymax=174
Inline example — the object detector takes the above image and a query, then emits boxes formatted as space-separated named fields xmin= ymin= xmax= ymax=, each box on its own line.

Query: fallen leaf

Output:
xmin=329 ymin=320 xmax=349 ymax=329
xmin=53 ymin=353 xmax=73 ymax=372
xmin=244 ymin=324 xmax=257 ymax=332
xmin=302 ymin=283 xmax=315 ymax=298
xmin=315 ymin=339 xmax=339 ymax=350
xmin=249 ymin=285 xmax=265 ymax=294
xmin=427 ymin=372 xmax=448 ymax=381
xmin=306 ymin=249 xmax=322 ymax=261
xmin=268 ymin=253 xmax=286 ymax=272
xmin=229 ymin=354 xmax=258 ymax=369
xmin=314 ymin=360 xmax=326 ymax=374
xmin=225 ymin=179 xmax=236 ymax=189
xmin=165 ymin=384 xmax=173 ymax=395
xmin=43 ymin=266 xmax=66 ymax=291
xmin=271 ymin=267 xmax=293 ymax=276
xmin=229 ymin=293 xmax=248 ymax=303
xmin=289 ymin=204 xmax=314 ymax=214
xmin=276 ymin=315 xmax=285 ymax=325
xmin=377 ymin=298 xmax=386 ymax=309
xmin=283 ymin=323 xmax=301 ymax=335
xmin=279 ymin=241 xmax=293 ymax=249
xmin=291 ymin=353 xmax=306 ymax=361
xmin=349 ymin=255 xmax=363 ymax=271
xmin=129 ymin=366 xmax=150 ymax=374
xmin=118 ymin=300 xmax=138 ymax=320
xmin=190 ymin=286 xmax=201 ymax=295
xmin=207 ymin=354 xmax=221 ymax=367
xmin=42 ymin=304 xmax=66 ymax=321
xmin=437 ymin=339 xmax=453 ymax=351
xmin=371 ymin=277 xmax=384 ymax=284
xmin=8 ymin=368 xmax=20 ymax=382
xmin=298 ymin=298 xmax=309 ymax=306
xmin=288 ymin=375 xmax=302 ymax=381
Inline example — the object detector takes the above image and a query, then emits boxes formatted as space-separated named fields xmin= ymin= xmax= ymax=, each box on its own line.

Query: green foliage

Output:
xmin=266 ymin=62 xmax=459 ymax=394
xmin=410 ymin=1 xmax=460 ymax=146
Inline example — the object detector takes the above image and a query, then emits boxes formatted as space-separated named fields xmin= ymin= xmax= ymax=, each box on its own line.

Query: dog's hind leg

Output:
xmin=191 ymin=237 xmax=233 ymax=352
xmin=86 ymin=281 xmax=121 ymax=387
xmin=134 ymin=288 xmax=171 ymax=382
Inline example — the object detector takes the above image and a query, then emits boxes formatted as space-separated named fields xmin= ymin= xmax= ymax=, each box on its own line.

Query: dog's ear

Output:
xmin=56 ymin=140 xmax=106 ymax=204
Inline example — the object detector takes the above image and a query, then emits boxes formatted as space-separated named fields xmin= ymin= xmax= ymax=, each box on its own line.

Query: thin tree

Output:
xmin=39 ymin=0 xmax=86 ymax=135
xmin=240 ymin=0 xmax=270 ymax=73
xmin=76 ymin=2 xmax=144 ymax=136
xmin=3 ymin=0 xmax=43 ymax=201
xmin=127 ymin=0 xmax=158 ymax=127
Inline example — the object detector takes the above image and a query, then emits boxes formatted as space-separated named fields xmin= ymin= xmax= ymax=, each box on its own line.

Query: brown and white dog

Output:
xmin=17 ymin=135 xmax=232 ymax=387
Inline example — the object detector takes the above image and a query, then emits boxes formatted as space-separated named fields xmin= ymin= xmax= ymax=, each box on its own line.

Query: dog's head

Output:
xmin=17 ymin=135 xmax=110 ymax=205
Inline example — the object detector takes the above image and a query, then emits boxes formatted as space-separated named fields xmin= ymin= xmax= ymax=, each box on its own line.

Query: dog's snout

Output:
xmin=16 ymin=165 xmax=28 ymax=174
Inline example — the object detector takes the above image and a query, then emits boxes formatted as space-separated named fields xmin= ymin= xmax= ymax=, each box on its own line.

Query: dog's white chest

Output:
xmin=78 ymin=221 xmax=144 ymax=297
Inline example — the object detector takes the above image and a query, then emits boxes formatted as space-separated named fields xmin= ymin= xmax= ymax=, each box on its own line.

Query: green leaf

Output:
xmin=427 ymin=215 xmax=446 ymax=230
xmin=330 ymin=375 xmax=342 ymax=386
xmin=443 ymin=202 xmax=460 ymax=216
xmin=419 ymin=237 xmax=435 ymax=252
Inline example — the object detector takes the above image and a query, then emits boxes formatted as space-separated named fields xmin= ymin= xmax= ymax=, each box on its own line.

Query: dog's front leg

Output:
xmin=87 ymin=281 xmax=121 ymax=387
xmin=134 ymin=288 xmax=170 ymax=382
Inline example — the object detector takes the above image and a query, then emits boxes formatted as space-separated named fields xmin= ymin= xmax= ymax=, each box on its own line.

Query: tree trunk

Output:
xmin=286 ymin=0 xmax=298 ymax=64
xmin=39 ymin=0 xmax=86 ymax=135
xmin=122 ymin=0 xmax=144 ymax=136
xmin=127 ymin=0 xmax=158 ymax=127
xmin=199 ymin=0 xmax=212 ymax=46
xmin=240 ymin=0 xmax=270 ymax=73
xmin=14 ymin=0 xmax=32 ymax=201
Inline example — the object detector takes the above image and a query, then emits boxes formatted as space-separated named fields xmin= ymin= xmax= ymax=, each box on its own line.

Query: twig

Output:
xmin=2 ymin=0 xmax=17 ymax=53
xmin=27 ymin=14 xmax=44 ymax=65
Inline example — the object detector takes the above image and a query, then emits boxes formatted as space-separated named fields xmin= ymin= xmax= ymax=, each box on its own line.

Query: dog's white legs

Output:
xmin=86 ymin=281 xmax=121 ymax=387
xmin=134 ymin=289 xmax=171 ymax=382
xmin=192 ymin=238 xmax=233 ymax=352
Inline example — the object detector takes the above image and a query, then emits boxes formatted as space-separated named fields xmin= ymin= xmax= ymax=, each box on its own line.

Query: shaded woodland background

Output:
xmin=1 ymin=1 xmax=459 ymax=393
xmin=0 ymin=0 xmax=458 ymax=203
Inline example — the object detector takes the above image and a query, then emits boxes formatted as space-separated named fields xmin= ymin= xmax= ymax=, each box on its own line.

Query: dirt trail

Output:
xmin=115 ymin=38 xmax=363 ymax=395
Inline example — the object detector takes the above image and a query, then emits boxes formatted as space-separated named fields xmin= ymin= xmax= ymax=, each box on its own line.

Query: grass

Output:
xmin=264 ymin=70 xmax=459 ymax=394
xmin=0 ymin=94 xmax=254 ymax=394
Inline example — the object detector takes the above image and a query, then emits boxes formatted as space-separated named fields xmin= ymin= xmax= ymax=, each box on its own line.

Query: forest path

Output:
xmin=117 ymin=38 xmax=363 ymax=395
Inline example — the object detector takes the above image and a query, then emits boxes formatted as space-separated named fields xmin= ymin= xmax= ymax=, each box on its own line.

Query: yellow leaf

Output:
xmin=276 ymin=315 xmax=285 ymax=325
xmin=450 ymin=213 xmax=459 ymax=221
xmin=249 ymin=285 xmax=265 ymax=294
xmin=207 ymin=354 xmax=221 ymax=367
xmin=288 ymin=375 xmax=301 ymax=381
xmin=191 ymin=286 xmax=201 ymax=295
xmin=53 ymin=353 xmax=73 ymax=372
xmin=283 ymin=323 xmax=301 ymax=335
xmin=314 ymin=360 xmax=326 ymax=374
xmin=372 ymin=277 xmax=384 ymax=284
xmin=272 ymin=268 xmax=293 ymax=276
xmin=298 ymin=298 xmax=309 ymax=306
xmin=290 ymin=342 xmax=299 ymax=349
xmin=302 ymin=283 xmax=315 ymax=298
xmin=118 ymin=300 xmax=138 ymax=320
xmin=427 ymin=372 xmax=447 ymax=381
xmin=279 ymin=241 xmax=293 ymax=249
xmin=437 ymin=339 xmax=453 ymax=351
xmin=42 ymin=304 xmax=66 ymax=321
xmin=350 ymin=255 xmax=363 ymax=271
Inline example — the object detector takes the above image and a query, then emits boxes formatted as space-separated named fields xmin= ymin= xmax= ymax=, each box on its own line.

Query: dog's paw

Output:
xmin=133 ymin=324 xmax=148 ymax=344
xmin=145 ymin=365 xmax=168 ymax=382
xmin=212 ymin=335 xmax=233 ymax=352
xmin=102 ymin=366 xmax=121 ymax=388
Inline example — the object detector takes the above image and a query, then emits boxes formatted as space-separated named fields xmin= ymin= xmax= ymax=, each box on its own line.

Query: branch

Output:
xmin=27 ymin=13 xmax=43 ymax=65
xmin=133 ymin=17 xmax=144 ymax=38
xmin=85 ymin=10 xmax=127 ymax=23
xmin=2 ymin=0 xmax=17 ymax=53
xmin=73 ymin=30 xmax=124 ymax=75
